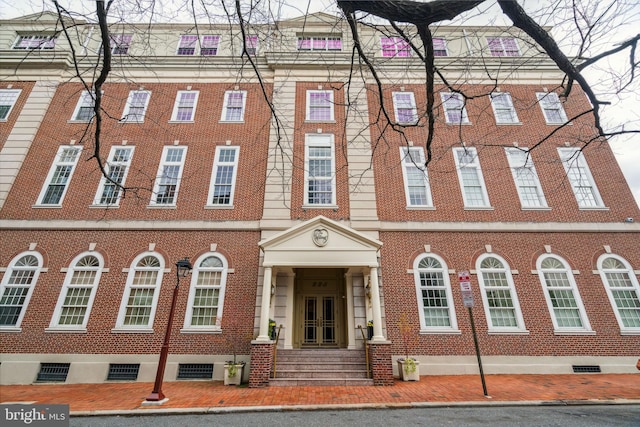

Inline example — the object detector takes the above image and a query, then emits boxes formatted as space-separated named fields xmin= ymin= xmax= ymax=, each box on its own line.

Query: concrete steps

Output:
xmin=270 ymin=349 xmax=373 ymax=386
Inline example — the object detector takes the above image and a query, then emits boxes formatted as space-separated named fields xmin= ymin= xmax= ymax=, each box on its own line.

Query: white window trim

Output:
xmin=400 ymin=146 xmax=433 ymax=208
xmin=170 ymin=90 xmax=199 ymax=122
xmin=297 ymin=35 xmax=342 ymax=51
xmin=304 ymin=134 xmax=337 ymax=207
xmin=113 ymin=252 xmax=165 ymax=331
xmin=121 ymin=90 xmax=151 ymax=123
xmin=432 ymin=37 xmax=448 ymax=56
xmin=35 ymin=145 xmax=82 ymax=206
xmin=220 ymin=90 xmax=247 ymax=122
xmin=490 ymin=92 xmax=519 ymax=124
xmin=109 ymin=33 xmax=133 ymax=54
xmin=206 ymin=146 xmax=240 ymax=208
xmin=476 ymin=253 xmax=528 ymax=333
xmin=558 ymin=148 xmax=605 ymax=209
xmin=536 ymin=92 xmax=568 ymax=124
xmin=305 ymin=90 xmax=335 ymax=122
xmin=505 ymin=147 xmax=548 ymax=209
xmin=47 ymin=252 xmax=104 ymax=332
xmin=487 ymin=36 xmax=520 ymax=56
xmin=441 ymin=92 xmax=469 ymax=124
xmin=150 ymin=146 xmax=187 ymax=206
xmin=12 ymin=34 xmax=56 ymax=50
xmin=597 ymin=254 xmax=640 ymax=334
xmin=413 ymin=253 xmax=460 ymax=333
xmin=0 ymin=89 xmax=22 ymax=121
xmin=92 ymin=146 xmax=135 ymax=207
xmin=453 ymin=147 xmax=491 ymax=208
xmin=0 ymin=251 xmax=44 ymax=332
xmin=392 ymin=91 xmax=418 ymax=125
xmin=69 ymin=90 xmax=96 ymax=122
xmin=181 ymin=252 xmax=228 ymax=332
xmin=536 ymin=254 xmax=593 ymax=334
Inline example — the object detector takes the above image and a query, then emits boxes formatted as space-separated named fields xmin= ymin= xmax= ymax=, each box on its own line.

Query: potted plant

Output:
xmin=396 ymin=313 xmax=420 ymax=381
xmin=367 ymin=320 xmax=374 ymax=340
xmin=220 ymin=317 xmax=247 ymax=385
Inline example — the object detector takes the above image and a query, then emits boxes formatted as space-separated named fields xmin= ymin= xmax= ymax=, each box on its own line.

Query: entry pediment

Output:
xmin=259 ymin=216 xmax=382 ymax=268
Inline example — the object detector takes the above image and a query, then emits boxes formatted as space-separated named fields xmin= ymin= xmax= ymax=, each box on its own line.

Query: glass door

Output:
xmin=302 ymin=295 xmax=336 ymax=346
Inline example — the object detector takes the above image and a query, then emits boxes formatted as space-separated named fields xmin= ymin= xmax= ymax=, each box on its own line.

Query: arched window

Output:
xmin=413 ymin=254 xmax=458 ymax=332
xmin=0 ymin=252 xmax=43 ymax=330
xmin=597 ymin=254 xmax=640 ymax=332
xmin=115 ymin=253 xmax=164 ymax=330
xmin=183 ymin=254 xmax=228 ymax=331
xmin=477 ymin=254 xmax=526 ymax=332
xmin=536 ymin=254 xmax=591 ymax=332
xmin=48 ymin=253 xmax=103 ymax=330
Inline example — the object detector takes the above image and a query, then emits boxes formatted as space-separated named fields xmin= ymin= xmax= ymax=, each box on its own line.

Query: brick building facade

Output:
xmin=1 ymin=11 xmax=638 ymax=387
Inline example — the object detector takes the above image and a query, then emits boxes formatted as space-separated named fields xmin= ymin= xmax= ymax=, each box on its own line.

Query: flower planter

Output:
xmin=224 ymin=363 xmax=245 ymax=385
xmin=397 ymin=359 xmax=420 ymax=381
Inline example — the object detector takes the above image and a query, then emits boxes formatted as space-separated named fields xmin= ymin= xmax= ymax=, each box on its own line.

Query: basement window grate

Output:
xmin=107 ymin=364 xmax=140 ymax=381
xmin=177 ymin=363 xmax=214 ymax=379
xmin=37 ymin=363 xmax=70 ymax=382
xmin=572 ymin=365 xmax=601 ymax=373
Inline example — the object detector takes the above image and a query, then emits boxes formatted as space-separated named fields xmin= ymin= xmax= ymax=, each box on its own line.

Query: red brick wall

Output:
xmin=248 ymin=342 xmax=274 ymax=387
xmin=380 ymin=230 xmax=640 ymax=357
xmin=0 ymin=82 xmax=272 ymax=221
xmin=0 ymin=81 xmax=35 ymax=150
xmin=0 ymin=230 xmax=260 ymax=356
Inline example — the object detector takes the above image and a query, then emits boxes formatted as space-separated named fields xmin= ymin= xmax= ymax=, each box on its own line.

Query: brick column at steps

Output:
xmin=249 ymin=341 xmax=274 ymax=388
xmin=369 ymin=342 xmax=394 ymax=386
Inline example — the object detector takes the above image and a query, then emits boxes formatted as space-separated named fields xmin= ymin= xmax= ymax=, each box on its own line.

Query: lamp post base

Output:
xmin=141 ymin=397 xmax=169 ymax=406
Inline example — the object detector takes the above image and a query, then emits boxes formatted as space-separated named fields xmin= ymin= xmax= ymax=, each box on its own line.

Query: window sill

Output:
xmin=578 ymin=206 xmax=609 ymax=211
xmin=302 ymin=204 xmax=338 ymax=210
xmin=205 ymin=205 xmax=234 ymax=209
xmin=521 ymin=206 xmax=551 ymax=211
xmin=45 ymin=327 xmax=87 ymax=333
xmin=495 ymin=122 xmax=522 ymax=125
xmin=620 ymin=330 xmax=640 ymax=336
xmin=146 ymin=204 xmax=177 ymax=209
xmin=419 ymin=329 xmax=462 ymax=335
xmin=553 ymin=329 xmax=596 ymax=336
xmin=119 ymin=120 xmax=145 ymax=124
xmin=463 ymin=206 xmax=494 ymax=211
xmin=168 ymin=120 xmax=195 ymax=124
xmin=304 ymin=120 xmax=336 ymax=124
xmin=180 ymin=328 xmax=222 ymax=334
xmin=89 ymin=204 xmax=120 ymax=209
xmin=406 ymin=206 xmax=435 ymax=210
xmin=32 ymin=204 xmax=62 ymax=209
xmin=487 ymin=329 xmax=530 ymax=335
xmin=219 ymin=120 xmax=245 ymax=124
xmin=444 ymin=121 xmax=472 ymax=125
xmin=0 ymin=327 xmax=22 ymax=333
xmin=111 ymin=328 xmax=154 ymax=333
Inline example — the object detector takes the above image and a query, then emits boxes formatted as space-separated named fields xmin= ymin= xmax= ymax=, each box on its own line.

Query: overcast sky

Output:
xmin=1 ymin=0 xmax=638 ymax=208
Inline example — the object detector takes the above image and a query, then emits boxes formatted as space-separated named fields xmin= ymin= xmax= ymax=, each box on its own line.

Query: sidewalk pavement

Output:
xmin=1 ymin=374 xmax=639 ymax=416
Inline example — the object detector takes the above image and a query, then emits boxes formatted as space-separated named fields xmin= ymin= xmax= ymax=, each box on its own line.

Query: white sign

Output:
xmin=458 ymin=270 xmax=474 ymax=307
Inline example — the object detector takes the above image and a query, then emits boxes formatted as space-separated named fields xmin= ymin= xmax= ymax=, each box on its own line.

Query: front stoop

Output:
xmin=270 ymin=349 xmax=374 ymax=386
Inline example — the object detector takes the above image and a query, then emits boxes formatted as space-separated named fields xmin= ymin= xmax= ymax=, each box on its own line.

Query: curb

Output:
xmin=70 ymin=399 xmax=640 ymax=417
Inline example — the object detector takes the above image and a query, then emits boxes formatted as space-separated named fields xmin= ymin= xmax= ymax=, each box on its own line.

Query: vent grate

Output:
xmin=107 ymin=363 xmax=140 ymax=381
xmin=177 ymin=363 xmax=214 ymax=379
xmin=37 ymin=363 xmax=70 ymax=382
xmin=572 ymin=365 xmax=601 ymax=373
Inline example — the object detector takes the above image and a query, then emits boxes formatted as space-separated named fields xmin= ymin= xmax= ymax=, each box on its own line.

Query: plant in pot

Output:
xmin=396 ymin=313 xmax=420 ymax=381
xmin=220 ymin=317 xmax=247 ymax=386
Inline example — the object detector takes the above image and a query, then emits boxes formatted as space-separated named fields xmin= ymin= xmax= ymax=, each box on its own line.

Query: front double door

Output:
xmin=295 ymin=268 xmax=345 ymax=348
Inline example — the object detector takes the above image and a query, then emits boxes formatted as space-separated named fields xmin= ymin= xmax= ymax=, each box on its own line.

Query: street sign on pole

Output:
xmin=458 ymin=270 xmax=474 ymax=307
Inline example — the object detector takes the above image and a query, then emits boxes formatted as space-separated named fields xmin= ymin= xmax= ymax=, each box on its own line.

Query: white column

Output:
xmin=345 ymin=271 xmax=356 ymax=349
xmin=256 ymin=266 xmax=273 ymax=341
xmin=369 ymin=266 xmax=384 ymax=341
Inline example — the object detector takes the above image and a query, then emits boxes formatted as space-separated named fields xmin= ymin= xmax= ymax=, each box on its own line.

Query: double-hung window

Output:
xmin=400 ymin=146 xmax=432 ymax=207
xmin=170 ymin=90 xmax=199 ymax=122
xmin=37 ymin=145 xmax=81 ymax=206
xmin=0 ymin=252 xmax=43 ymax=331
xmin=380 ymin=37 xmax=411 ymax=57
xmin=297 ymin=35 xmax=342 ymax=51
xmin=477 ymin=254 xmax=526 ymax=332
xmin=487 ymin=36 xmax=520 ymax=56
xmin=48 ymin=253 xmax=103 ymax=331
xmin=490 ymin=92 xmax=518 ymax=123
xmin=453 ymin=147 xmax=490 ymax=208
xmin=441 ymin=92 xmax=469 ymax=124
xmin=121 ymin=90 xmax=150 ymax=122
xmin=0 ymin=89 xmax=21 ymax=121
xmin=392 ymin=92 xmax=418 ymax=124
xmin=537 ymin=255 xmax=591 ymax=333
xmin=207 ymin=146 xmax=239 ymax=206
xmin=414 ymin=254 xmax=458 ymax=332
xmin=306 ymin=90 xmax=334 ymax=121
xmin=220 ymin=90 xmax=246 ymax=122
xmin=505 ymin=148 xmax=547 ymax=208
xmin=304 ymin=134 xmax=335 ymax=206
xmin=183 ymin=254 xmax=228 ymax=330
xmin=71 ymin=90 xmax=97 ymax=122
xmin=558 ymin=148 xmax=604 ymax=208
xmin=13 ymin=34 xmax=56 ymax=50
xmin=432 ymin=37 xmax=448 ymax=56
xmin=115 ymin=253 xmax=164 ymax=330
xmin=93 ymin=146 xmax=134 ymax=206
xmin=177 ymin=35 xmax=220 ymax=55
xmin=201 ymin=35 xmax=220 ymax=55
xmin=151 ymin=146 xmax=187 ymax=206
xmin=536 ymin=92 xmax=568 ymax=124
xmin=597 ymin=254 xmax=640 ymax=332
xmin=110 ymin=34 xmax=132 ymax=54
xmin=245 ymin=35 xmax=258 ymax=55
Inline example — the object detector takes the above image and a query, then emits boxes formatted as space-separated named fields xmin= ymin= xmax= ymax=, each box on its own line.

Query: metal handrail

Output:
xmin=357 ymin=325 xmax=371 ymax=379
xmin=271 ymin=324 xmax=283 ymax=378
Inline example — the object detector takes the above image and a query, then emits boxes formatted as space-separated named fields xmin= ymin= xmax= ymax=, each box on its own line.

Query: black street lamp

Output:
xmin=145 ymin=257 xmax=192 ymax=403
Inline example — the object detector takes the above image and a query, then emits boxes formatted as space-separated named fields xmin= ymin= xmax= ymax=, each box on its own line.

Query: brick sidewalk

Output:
xmin=1 ymin=374 xmax=639 ymax=413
